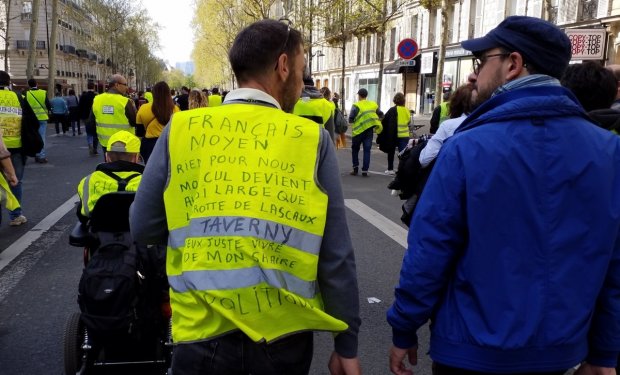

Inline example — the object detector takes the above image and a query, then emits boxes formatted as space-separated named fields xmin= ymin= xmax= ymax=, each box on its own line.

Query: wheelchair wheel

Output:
xmin=63 ymin=312 xmax=87 ymax=375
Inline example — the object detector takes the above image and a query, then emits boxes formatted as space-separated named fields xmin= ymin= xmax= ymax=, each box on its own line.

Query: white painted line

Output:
xmin=0 ymin=194 xmax=79 ymax=271
xmin=344 ymin=199 xmax=408 ymax=248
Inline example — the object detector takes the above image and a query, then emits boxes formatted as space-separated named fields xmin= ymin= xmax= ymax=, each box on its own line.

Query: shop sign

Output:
xmin=565 ymin=29 xmax=606 ymax=60
xmin=420 ymin=52 xmax=434 ymax=74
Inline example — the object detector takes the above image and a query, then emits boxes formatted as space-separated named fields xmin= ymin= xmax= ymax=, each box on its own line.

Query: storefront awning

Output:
xmin=384 ymin=56 xmax=421 ymax=74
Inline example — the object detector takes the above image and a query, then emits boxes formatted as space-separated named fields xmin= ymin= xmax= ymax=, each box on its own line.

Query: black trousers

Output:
xmin=171 ymin=331 xmax=313 ymax=375
xmin=433 ymin=363 xmax=567 ymax=375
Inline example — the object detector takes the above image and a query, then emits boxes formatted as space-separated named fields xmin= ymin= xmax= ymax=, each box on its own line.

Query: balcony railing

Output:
xmin=579 ymin=0 xmax=598 ymax=21
xmin=63 ymin=45 xmax=76 ymax=54
xmin=76 ymin=49 xmax=87 ymax=58
xmin=21 ymin=13 xmax=32 ymax=21
xmin=88 ymin=52 xmax=97 ymax=61
xmin=36 ymin=41 xmax=46 ymax=50
xmin=16 ymin=40 xmax=29 ymax=49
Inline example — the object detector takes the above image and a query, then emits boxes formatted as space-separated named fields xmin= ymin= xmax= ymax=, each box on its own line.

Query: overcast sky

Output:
xmin=146 ymin=0 xmax=195 ymax=67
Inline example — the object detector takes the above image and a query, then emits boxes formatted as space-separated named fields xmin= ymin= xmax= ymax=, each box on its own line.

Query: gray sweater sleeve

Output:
xmin=129 ymin=125 xmax=360 ymax=357
xmin=316 ymin=129 xmax=361 ymax=358
xmin=129 ymin=126 xmax=170 ymax=244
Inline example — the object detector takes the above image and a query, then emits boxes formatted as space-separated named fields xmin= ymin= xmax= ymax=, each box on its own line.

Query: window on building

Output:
xmin=365 ymin=36 xmax=371 ymax=64
xmin=357 ymin=37 xmax=362 ymax=65
xmin=376 ymin=33 xmax=382 ymax=63
xmin=411 ymin=15 xmax=418 ymax=40
xmin=22 ymin=1 xmax=32 ymax=14
xmin=390 ymin=28 xmax=396 ymax=60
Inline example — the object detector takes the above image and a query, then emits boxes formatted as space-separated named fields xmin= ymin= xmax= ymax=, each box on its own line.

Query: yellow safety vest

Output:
xmin=92 ymin=93 xmax=133 ymax=147
xmin=144 ymin=91 xmax=153 ymax=103
xmin=0 ymin=90 xmax=23 ymax=149
xmin=352 ymin=99 xmax=382 ymax=136
xmin=0 ymin=173 xmax=19 ymax=211
xmin=26 ymin=89 xmax=49 ymax=121
xmin=439 ymin=102 xmax=450 ymax=124
xmin=396 ymin=106 xmax=411 ymax=138
xmin=292 ymin=97 xmax=332 ymax=128
xmin=77 ymin=170 xmax=142 ymax=217
xmin=209 ymin=94 xmax=222 ymax=107
xmin=164 ymin=104 xmax=348 ymax=344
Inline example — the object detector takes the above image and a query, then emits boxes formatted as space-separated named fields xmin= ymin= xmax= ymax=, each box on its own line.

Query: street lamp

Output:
xmin=309 ymin=49 xmax=325 ymax=76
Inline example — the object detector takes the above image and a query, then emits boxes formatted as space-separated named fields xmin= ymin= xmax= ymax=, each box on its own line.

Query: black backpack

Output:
xmin=78 ymin=235 xmax=140 ymax=336
xmin=387 ymin=138 xmax=435 ymax=226
xmin=334 ymin=108 xmax=348 ymax=134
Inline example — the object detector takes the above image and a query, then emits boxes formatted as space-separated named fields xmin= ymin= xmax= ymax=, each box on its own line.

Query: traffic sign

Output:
xmin=397 ymin=38 xmax=419 ymax=60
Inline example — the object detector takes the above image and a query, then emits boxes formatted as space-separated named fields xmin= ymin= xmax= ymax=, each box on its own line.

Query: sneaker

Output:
xmin=362 ymin=172 xmax=368 ymax=177
xmin=384 ymin=170 xmax=395 ymax=175
xmin=9 ymin=215 xmax=27 ymax=226
xmin=35 ymin=157 xmax=48 ymax=164
xmin=350 ymin=167 xmax=358 ymax=176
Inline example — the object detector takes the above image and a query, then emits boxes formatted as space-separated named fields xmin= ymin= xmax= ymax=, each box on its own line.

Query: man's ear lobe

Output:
xmin=506 ymin=52 xmax=526 ymax=80
xmin=276 ymin=54 xmax=290 ymax=80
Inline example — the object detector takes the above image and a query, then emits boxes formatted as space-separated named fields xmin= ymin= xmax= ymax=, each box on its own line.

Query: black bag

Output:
xmin=334 ymin=109 xmax=348 ymax=134
xmin=78 ymin=240 xmax=140 ymax=336
xmin=18 ymin=92 xmax=43 ymax=157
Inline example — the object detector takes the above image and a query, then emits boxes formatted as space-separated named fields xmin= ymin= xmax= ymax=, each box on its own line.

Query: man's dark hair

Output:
xmin=393 ymin=92 xmax=405 ymax=106
xmin=181 ymin=86 xmax=189 ymax=93
xmin=87 ymin=82 xmax=95 ymax=90
xmin=561 ymin=61 xmax=617 ymax=112
xmin=106 ymin=151 xmax=137 ymax=162
xmin=28 ymin=78 xmax=37 ymax=88
xmin=229 ymin=19 xmax=302 ymax=84
xmin=211 ymin=87 xmax=219 ymax=94
xmin=0 ymin=71 xmax=11 ymax=87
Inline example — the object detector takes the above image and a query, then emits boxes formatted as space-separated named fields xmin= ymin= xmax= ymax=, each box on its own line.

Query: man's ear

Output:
xmin=275 ymin=53 xmax=290 ymax=82
xmin=506 ymin=52 xmax=527 ymax=81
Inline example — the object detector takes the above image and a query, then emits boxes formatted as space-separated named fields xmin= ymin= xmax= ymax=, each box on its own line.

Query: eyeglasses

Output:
xmin=274 ymin=18 xmax=292 ymax=70
xmin=472 ymin=53 xmax=510 ymax=74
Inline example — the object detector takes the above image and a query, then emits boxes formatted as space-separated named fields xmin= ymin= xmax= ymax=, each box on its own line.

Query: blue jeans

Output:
xmin=387 ymin=137 xmax=411 ymax=170
xmin=35 ymin=120 xmax=47 ymax=158
xmin=8 ymin=152 xmax=26 ymax=220
xmin=171 ymin=331 xmax=313 ymax=375
xmin=351 ymin=127 xmax=374 ymax=171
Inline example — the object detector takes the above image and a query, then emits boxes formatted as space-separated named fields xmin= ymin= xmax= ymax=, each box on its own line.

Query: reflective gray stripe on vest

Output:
xmin=81 ymin=175 xmax=92 ymax=216
xmin=168 ymin=267 xmax=318 ymax=298
xmin=96 ymin=123 xmax=132 ymax=129
xmin=169 ymin=216 xmax=322 ymax=255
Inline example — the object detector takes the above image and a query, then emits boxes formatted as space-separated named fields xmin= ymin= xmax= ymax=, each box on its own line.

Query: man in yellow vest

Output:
xmin=429 ymin=91 xmax=451 ymax=134
xmin=209 ymin=87 xmax=223 ymax=107
xmin=348 ymin=88 xmax=383 ymax=177
xmin=0 ymin=71 xmax=38 ymax=226
xmin=25 ymin=78 xmax=51 ymax=164
xmin=76 ymin=130 xmax=142 ymax=224
xmin=144 ymin=87 xmax=153 ymax=103
xmin=130 ymin=19 xmax=361 ymax=375
xmin=293 ymin=72 xmax=335 ymax=143
xmin=87 ymin=74 xmax=137 ymax=156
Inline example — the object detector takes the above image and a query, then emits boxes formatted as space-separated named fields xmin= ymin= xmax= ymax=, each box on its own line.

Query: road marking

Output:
xmin=0 ymin=194 xmax=79 ymax=272
xmin=344 ymin=199 xmax=408 ymax=248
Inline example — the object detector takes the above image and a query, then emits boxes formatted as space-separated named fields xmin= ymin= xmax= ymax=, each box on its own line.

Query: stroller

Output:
xmin=63 ymin=192 xmax=172 ymax=375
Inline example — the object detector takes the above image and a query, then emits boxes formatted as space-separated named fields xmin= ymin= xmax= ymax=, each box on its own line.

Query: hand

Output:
xmin=3 ymin=172 xmax=17 ymax=186
xmin=389 ymin=345 xmax=417 ymax=375
xmin=574 ymin=363 xmax=616 ymax=375
xmin=328 ymin=351 xmax=361 ymax=375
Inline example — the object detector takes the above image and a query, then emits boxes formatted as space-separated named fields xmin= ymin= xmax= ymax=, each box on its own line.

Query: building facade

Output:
xmin=308 ymin=0 xmax=620 ymax=114
xmin=0 ymin=0 xmax=108 ymax=94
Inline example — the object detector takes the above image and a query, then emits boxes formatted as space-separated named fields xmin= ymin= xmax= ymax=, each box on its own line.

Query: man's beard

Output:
xmin=281 ymin=74 xmax=300 ymax=113
xmin=472 ymin=69 xmax=504 ymax=108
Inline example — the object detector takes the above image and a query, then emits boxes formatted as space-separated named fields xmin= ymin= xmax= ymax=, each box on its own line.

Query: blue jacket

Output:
xmin=387 ymin=85 xmax=620 ymax=371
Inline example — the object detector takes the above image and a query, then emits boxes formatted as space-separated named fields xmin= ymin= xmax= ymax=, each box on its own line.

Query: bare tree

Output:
xmin=0 ymin=0 xmax=14 ymax=71
xmin=46 ymin=0 xmax=57 ymax=97
xmin=26 ymin=0 xmax=40 ymax=79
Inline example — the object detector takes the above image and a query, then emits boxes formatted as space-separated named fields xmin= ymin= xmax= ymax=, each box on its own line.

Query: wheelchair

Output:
xmin=63 ymin=192 xmax=172 ymax=375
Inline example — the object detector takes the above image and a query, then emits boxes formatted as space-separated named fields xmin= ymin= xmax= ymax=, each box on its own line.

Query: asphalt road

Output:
xmin=0 ymin=123 xmax=433 ymax=375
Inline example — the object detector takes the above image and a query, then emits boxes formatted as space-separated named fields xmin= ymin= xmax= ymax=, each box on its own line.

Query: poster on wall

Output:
xmin=420 ymin=52 xmax=434 ymax=74
xmin=565 ymin=29 xmax=606 ymax=60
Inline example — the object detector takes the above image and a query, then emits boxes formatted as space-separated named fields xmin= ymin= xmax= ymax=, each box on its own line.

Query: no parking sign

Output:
xmin=397 ymin=38 xmax=419 ymax=60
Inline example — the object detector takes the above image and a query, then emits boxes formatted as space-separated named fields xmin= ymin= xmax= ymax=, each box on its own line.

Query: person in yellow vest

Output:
xmin=377 ymin=92 xmax=411 ymax=175
xmin=130 ymin=19 xmax=361 ymax=375
xmin=87 ymin=74 xmax=137 ymax=157
xmin=0 ymin=70 xmax=39 ymax=226
xmin=209 ymin=87 xmax=223 ymax=107
xmin=293 ymin=72 xmax=335 ymax=143
xmin=0 ymin=132 xmax=19 ymax=222
xmin=144 ymin=87 xmax=153 ymax=104
xmin=348 ymin=88 xmax=383 ymax=177
xmin=76 ymin=130 xmax=142 ymax=224
xmin=25 ymin=79 xmax=51 ymax=164
xmin=429 ymin=91 xmax=451 ymax=134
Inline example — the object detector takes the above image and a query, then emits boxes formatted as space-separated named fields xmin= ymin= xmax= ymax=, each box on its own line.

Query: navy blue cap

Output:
xmin=461 ymin=16 xmax=572 ymax=79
